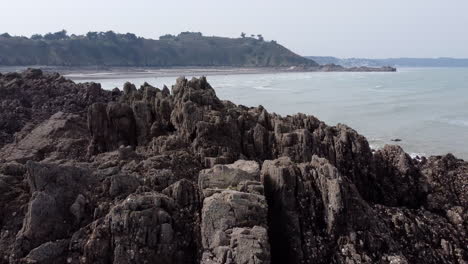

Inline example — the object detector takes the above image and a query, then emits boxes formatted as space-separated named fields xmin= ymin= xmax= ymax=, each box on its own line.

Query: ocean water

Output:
xmin=71 ymin=68 xmax=468 ymax=159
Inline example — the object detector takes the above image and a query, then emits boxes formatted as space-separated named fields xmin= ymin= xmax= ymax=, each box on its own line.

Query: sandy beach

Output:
xmin=0 ymin=66 xmax=296 ymax=80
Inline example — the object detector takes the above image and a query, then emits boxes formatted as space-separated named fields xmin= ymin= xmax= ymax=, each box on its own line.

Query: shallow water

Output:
xmin=71 ymin=68 xmax=468 ymax=159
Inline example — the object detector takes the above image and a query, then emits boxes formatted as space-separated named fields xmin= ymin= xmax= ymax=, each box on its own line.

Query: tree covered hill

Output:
xmin=0 ymin=31 xmax=318 ymax=67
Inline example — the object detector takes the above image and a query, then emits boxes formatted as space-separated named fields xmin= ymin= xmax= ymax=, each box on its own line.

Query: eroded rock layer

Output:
xmin=0 ymin=70 xmax=466 ymax=264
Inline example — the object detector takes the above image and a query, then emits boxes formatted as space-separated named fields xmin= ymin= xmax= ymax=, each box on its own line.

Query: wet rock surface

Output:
xmin=0 ymin=70 xmax=466 ymax=263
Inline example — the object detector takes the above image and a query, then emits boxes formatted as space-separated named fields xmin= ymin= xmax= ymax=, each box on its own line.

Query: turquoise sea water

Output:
xmin=72 ymin=68 xmax=468 ymax=159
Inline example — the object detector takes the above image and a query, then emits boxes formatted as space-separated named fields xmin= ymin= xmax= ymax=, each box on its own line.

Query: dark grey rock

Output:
xmin=200 ymin=160 xmax=270 ymax=264
xmin=0 ymin=71 xmax=466 ymax=264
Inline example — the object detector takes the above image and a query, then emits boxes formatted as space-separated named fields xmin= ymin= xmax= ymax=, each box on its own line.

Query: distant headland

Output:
xmin=0 ymin=31 xmax=395 ymax=72
xmin=308 ymin=56 xmax=468 ymax=68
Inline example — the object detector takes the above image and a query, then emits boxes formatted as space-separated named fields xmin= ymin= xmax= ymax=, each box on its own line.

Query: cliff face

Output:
xmin=0 ymin=70 xmax=466 ymax=264
xmin=0 ymin=32 xmax=317 ymax=67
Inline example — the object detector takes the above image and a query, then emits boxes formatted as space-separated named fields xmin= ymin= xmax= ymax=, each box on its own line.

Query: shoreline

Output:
xmin=63 ymin=67 xmax=292 ymax=80
xmin=0 ymin=65 xmax=396 ymax=80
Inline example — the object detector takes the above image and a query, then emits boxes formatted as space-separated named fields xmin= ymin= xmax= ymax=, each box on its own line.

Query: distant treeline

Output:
xmin=307 ymin=56 xmax=468 ymax=68
xmin=0 ymin=30 xmax=317 ymax=67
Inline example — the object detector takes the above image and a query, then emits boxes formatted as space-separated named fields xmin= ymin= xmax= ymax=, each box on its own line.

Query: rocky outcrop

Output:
xmin=199 ymin=160 xmax=270 ymax=264
xmin=10 ymin=162 xmax=95 ymax=262
xmin=87 ymin=102 xmax=137 ymax=154
xmin=261 ymin=156 xmax=466 ymax=263
xmin=86 ymin=77 xmax=379 ymax=204
xmin=261 ymin=156 xmax=373 ymax=263
xmin=0 ymin=162 xmax=29 ymax=263
xmin=419 ymin=154 xmax=467 ymax=224
xmin=198 ymin=160 xmax=261 ymax=197
xmin=4 ymin=160 xmax=203 ymax=264
xmin=0 ymin=69 xmax=115 ymax=149
xmin=78 ymin=187 xmax=201 ymax=264
xmin=0 ymin=70 xmax=466 ymax=263
xmin=0 ymin=112 xmax=89 ymax=163
xmin=374 ymin=145 xmax=427 ymax=208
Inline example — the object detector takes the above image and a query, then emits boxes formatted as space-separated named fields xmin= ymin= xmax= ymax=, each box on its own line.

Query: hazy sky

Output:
xmin=1 ymin=0 xmax=467 ymax=58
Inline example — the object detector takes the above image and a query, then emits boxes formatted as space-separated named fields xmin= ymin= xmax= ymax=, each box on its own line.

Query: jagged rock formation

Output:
xmin=199 ymin=160 xmax=270 ymax=264
xmin=0 ymin=70 xmax=466 ymax=264
xmin=0 ymin=69 xmax=115 ymax=150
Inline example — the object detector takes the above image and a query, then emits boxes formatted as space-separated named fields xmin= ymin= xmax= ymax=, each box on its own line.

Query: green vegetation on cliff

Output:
xmin=0 ymin=31 xmax=318 ymax=67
